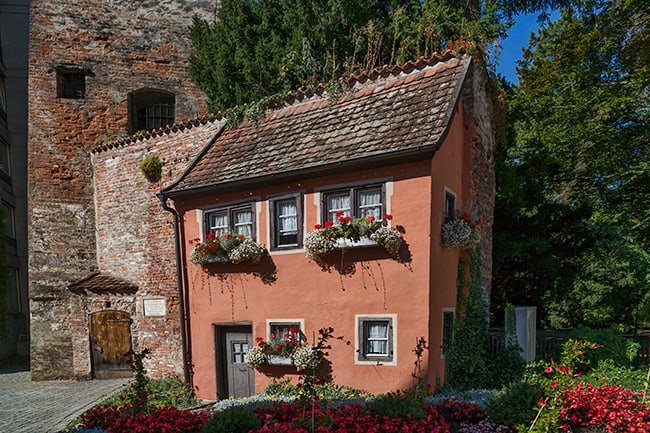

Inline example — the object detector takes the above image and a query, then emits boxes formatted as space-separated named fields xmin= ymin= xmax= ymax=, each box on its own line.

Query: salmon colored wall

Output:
xmin=427 ymin=101 xmax=473 ymax=385
xmin=176 ymin=111 xmax=471 ymax=400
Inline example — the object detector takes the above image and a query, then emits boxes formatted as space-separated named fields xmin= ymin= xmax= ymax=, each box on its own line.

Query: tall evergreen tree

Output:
xmin=494 ymin=0 xmax=650 ymax=328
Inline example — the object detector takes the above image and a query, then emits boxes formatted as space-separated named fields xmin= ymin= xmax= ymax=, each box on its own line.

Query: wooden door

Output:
xmin=89 ymin=310 xmax=133 ymax=379
xmin=215 ymin=325 xmax=254 ymax=399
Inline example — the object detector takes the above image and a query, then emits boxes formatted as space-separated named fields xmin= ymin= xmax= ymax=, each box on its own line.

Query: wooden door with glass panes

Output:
xmin=224 ymin=329 xmax=254 ymax=398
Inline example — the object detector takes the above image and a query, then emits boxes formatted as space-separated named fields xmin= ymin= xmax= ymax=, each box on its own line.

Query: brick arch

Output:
xmin=128 ymin=88 xmax=176 ymax=134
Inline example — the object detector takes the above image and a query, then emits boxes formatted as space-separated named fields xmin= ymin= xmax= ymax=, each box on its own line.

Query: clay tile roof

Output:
xmin=68 ymin=272 xmax=138 ymax=296
xmin=164 ymin=53 xmax=471 ymax=197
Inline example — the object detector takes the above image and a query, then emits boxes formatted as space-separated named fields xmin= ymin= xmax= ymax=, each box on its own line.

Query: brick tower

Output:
xmin=28 ymin=0 xmax=216 ymax=380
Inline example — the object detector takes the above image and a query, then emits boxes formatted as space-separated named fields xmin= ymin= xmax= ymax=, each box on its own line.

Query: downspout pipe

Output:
xmin=157 ymin=192 xmax=192 ymax=392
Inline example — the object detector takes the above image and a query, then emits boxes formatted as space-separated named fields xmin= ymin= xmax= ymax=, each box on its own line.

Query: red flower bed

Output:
xmin=254 ymin=401 xmax=450 ymax=433
xmin=79 ymin=403 xmax=210 ymax=433
xmin=561 ymin=383 xmax=650 ymax=433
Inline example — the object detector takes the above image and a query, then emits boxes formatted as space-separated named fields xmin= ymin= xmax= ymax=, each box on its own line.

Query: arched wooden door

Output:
xmin=89 ymin=310 xmax=133 ymax=378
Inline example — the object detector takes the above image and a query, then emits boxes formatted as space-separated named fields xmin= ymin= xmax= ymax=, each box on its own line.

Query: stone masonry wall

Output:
xmin=461 ymin=59 xmax=496 ymax=304
xmin=90 ymin=120 xmax=224 ymax=378
xmin=28 ymin=0 xmax=215 ymax=379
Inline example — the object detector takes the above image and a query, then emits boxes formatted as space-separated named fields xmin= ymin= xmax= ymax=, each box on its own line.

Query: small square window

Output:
xmin=356 ymin=315 xmax=395 ymax=363
xmin=323 ymin=184 xmax=385 ymax=224
xmin=57 ymin=70 xmax=86 ymax=99
xmin=269 ymin=322 xmax=303 ymax=342
xmin=205 ymin=203 xmax=255 ymax=239
xmin=270 ymin=193 xmax=303 ymax=249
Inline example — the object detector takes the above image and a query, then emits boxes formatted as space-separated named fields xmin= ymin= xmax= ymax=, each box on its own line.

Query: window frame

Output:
xmin=444 ymin=189 xmax=457 ymax=221
xmin=128 ymin=89 xmax=175 ymax=134
xmin=203 ymin=202 xmax=256 ymax=240
xmin=56 ymin=68 xmax=86 ymax=99
xmin=355 ymin=314 xmax=396 ymax=365
xmin=269 ymin=192 xmax=303 ymax=251
xmin=441 ymin=308 xmax=455 ymax=358
xmin=1 ymin=200 xmax=15 ymax=239
xmin=321 ymin=183 xmax=386 ymax=224
xmin=266 ymin=319 xmax=305 ymax=343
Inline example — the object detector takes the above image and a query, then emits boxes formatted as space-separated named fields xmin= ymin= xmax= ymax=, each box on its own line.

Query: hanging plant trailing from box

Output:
xmin=190 ymin=233 xmax=267 ymax=265
xmin=139 ymin=154 xmax=163 ymax=182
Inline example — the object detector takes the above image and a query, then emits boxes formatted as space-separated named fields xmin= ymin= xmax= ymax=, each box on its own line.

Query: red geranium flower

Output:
xmin=289 ymin=327 xmax=298 ymax=334
xmin=336 ymin=211 xmax=344 ymax=217
xmin=475 ymin=219 xmax=483 ymax=226
xmin=325 ymin=221 xmax=334 ymax=227
xmin=368 ymin=216 xmax=375 ymax=222
xmin=385 ymin=214 xmax=393 ymax=220
xmin=237 ymin=234 xmax=244 ymax=239
xmin=224 ymin=233 xmax=232 ymax=239
xmin=314 ymin=224 xmax=322 ymax=229
xmin=206 ymin=233 xmax=215 ymax=239
xmin=461 ymin=212 xmax=471 ymax=221
xmin=338 ymin=217 xmax=345 ymax=223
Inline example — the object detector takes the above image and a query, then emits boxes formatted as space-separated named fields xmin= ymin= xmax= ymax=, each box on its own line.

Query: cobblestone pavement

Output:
xmin=0 ymin=363 xmax=130 ymax=433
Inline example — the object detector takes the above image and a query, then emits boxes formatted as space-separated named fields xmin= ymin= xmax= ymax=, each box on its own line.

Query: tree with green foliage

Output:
xmin=189 ymin=0 xmax=507 ymax=113
xmin=493 ymin=0 xmax=650 ymax=328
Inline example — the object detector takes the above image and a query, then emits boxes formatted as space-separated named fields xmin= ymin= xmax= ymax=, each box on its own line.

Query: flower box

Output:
xmin=304 ymin=215 xmax=403 ymax=261
xmin=334 ymin=236 xmax=378 ymax=249
xmin=201 ymin=254 xmax=231 ymax=264
xmin=268 ymin=355 xmax=293 ymax=366
xmin=190 ymin=234 xmax=267 ymax=265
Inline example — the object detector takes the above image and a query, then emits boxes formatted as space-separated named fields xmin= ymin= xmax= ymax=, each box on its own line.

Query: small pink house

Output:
xmin=161 ymin=53 xmax=495 ymax=400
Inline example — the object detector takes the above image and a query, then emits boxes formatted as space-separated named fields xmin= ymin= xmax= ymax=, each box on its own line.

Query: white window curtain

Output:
xmin=366 ymin=322 xmax=389 ymax=354
xmin=327 ymin=193 xmax=351 ymax=223
xmin=233 ymin=209 xmax=253 ymax=237
xmin=210 ymin=213 xmax=228 ymax=236
xmin=358 ymin=189 xmax=382 ymax=220
xmin=278 ymin=200 xmax=297 ymax=234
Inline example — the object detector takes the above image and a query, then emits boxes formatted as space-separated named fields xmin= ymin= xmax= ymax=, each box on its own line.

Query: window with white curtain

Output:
xmin=205 ymin=203 xmax=255 ymax=239
xmin=323 ymin=184 xmax=384 ymax=224
xmin=270 ymin=193 xmax=302 ymax=249
xmin=356 ymin=315 xmax=395 ymax=363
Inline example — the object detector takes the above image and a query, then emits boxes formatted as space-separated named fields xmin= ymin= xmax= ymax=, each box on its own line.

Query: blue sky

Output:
xmin=496 ymin=12 xmax=542 ymax=83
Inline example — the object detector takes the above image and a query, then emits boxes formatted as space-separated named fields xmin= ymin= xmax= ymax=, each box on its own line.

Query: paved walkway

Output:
xmin=0 ymin=362 xmax=130 ymax=433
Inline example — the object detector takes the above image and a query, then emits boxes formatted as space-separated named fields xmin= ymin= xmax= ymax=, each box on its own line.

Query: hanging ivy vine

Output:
xmin=444 ymin=248 xmax=490 ymax=390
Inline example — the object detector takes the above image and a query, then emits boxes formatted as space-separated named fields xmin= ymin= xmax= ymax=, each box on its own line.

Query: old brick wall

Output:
xmin=461 ymin=59 xmax=496 ymax=304
xmin=28 ymin=0 xmax=215 ymax=379
xmin=90 ymin=120 xmax=223 ymax=377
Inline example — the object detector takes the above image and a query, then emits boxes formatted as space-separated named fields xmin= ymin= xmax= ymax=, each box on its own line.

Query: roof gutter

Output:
xmin=156 ymin=192 xmax=193 ymax=393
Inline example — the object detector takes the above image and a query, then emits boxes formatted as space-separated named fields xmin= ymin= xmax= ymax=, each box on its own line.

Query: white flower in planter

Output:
xmin=441 ymin=211 xmax=482 ymax=250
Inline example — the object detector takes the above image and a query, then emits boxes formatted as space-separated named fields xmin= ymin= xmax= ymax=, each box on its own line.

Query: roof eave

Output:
xmin=163 ymin=144 xmax=439 ymax=201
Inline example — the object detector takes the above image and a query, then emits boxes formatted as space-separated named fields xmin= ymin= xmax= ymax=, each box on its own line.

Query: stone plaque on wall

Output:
xmin=143 ymin=297 xmax=166 ymax=317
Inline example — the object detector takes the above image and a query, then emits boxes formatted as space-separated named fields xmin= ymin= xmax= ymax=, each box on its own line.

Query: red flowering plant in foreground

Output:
xmin=253 ymin=399 xmax=451 ymax=433
xmin=190 ymin=231 xmax=267 ymax=265
xmin=78 ymin=403 xmax=210 ymax=433
xmin=560 ymin=383 xmax=650 ymax=433
xmin=523 ymin=339 xmax=599 ymax=433
xmin=304 ymin=212 xmax=402 ymax=260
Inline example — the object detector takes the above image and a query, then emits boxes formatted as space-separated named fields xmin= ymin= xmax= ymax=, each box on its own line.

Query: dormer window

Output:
xmin=56 ymin=68 xmax=86 ymax=99
xmin=128 ymin=89 xmax=175 ymax=134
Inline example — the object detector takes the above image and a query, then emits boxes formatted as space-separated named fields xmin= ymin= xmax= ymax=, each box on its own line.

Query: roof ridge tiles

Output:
xmin=91 ymin=115 xmax=221 ymax=153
